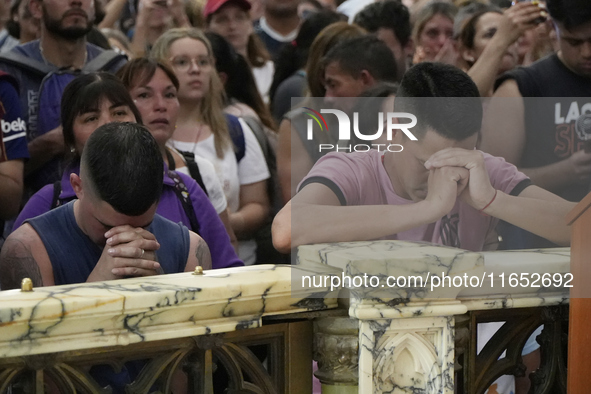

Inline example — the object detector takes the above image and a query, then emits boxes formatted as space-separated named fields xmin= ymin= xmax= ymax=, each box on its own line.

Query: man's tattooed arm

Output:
xmin=195 ymin=238 xmax=212 ymax=270
xmin=0 ymin=238 xmax=43 ymax=290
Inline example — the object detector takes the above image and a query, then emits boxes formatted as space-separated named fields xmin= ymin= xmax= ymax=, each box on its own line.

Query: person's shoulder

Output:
xmin=85 ymin=42 xmax=107 ymax=58
xmin=1 ymin=221 xmax=54 ymax=288
xmin=304 ymin=151 xmax=381 ymax=183
xmin=284 ymin=106 xmax=306 ymax=119
xmin=177 ymin=169 xmax=208 ymax=197
xmin=481 ymin=151 xmax=528 ymax=184
xmin=481 ymin=150 xmax=521 ymax=168
xmin=86 ymin=43 xmax=128 ymax=71
xmin=4 ymin=222 xmax=44 ymax=252
xmin=1 ymin=223 xmax=40 ymax=262
xmin=256 ymin=60 xmax=274 ymax=73
xmin=11 ymin=40 xmax=41 ymax=57
xmin=0 ymin=41 xmax=40 ymax=69
xmin=317 ymin=150 xmax=381 ymax=167
xmin=163 ymin=168 xmax=209 ymax=202
xmin=494 ymin=54 xmax=557 ymax=95
xmin=13 ymin=183 xmax=54 ymax=230
xmin=152 ymin=212 xmax=189 ymax=232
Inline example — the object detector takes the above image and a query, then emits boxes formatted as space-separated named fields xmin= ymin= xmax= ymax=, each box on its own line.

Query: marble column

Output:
xmin=314 ymin=317 xmax=359 ymax=393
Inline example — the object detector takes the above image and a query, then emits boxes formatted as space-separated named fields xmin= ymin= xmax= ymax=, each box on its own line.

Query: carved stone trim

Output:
xmin=313 ymin=317 xmax=359 ymax=385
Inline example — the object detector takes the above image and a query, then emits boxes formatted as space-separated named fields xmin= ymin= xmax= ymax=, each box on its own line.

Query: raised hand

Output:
xmin=497 ymin=1 xmax=547 ymax=46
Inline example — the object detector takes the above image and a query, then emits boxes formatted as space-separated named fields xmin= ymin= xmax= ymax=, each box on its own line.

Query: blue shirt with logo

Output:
xmin=0 ymin=78 xmax=28 ymax=161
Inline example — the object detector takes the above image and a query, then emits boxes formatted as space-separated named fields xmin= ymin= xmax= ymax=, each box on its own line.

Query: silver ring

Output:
xmin=140 ymin=248 xmax=145 ymax=258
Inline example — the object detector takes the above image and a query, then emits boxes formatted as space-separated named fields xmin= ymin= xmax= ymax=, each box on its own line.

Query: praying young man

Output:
xmin=0 ymin=122 xmax=211 ymax=290
xmin=273 ymin=62 xmax=572 ymax=394
xmin=272 ymin=62 xmax=574 ymax=253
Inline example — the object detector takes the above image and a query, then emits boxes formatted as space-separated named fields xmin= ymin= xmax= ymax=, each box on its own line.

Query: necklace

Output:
xmin=190 ymin=123 xmax=206 ymax=154
xmin=40 ymin=41 xmax=88 ymax=69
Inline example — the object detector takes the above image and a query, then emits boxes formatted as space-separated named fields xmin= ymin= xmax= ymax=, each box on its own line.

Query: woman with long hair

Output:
xmin=412 ymin=1 xmax=458 ymax=64
xmin=14 ymin=72 xmax=242 ymax=271
xmin=151 ymin=28 xmax=270 ymax=265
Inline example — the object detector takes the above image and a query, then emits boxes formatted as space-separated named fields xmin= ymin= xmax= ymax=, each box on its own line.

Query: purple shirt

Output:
xmin=14 ymin=163 xmax=243 ymax=269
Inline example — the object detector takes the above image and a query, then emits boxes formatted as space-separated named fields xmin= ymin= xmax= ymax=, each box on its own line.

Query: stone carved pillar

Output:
xmin=313 ymin=317 xmax=359 ymax=393
xmin=313 ymin=314 xmax=456 ymax=394
xmin=358 ymin=316 xmax=455 ymax=394
xmin=300 ymin=242 xmax=571 ymax=394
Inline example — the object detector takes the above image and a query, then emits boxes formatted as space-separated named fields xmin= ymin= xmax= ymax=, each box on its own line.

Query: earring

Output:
xmin=467 ymin=56 xmax=475 ymax=62
xmin=70 ymin=147 xmax=75 ymax=153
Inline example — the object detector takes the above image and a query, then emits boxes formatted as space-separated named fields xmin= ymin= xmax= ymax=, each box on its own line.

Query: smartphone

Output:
xmin=511 ymin=0 xmax=547 ymax=23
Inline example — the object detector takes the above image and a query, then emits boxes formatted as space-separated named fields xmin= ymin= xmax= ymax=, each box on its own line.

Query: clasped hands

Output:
xmin=88 ymin=225 xmax=162 ymax=282
xmin=423 ymin=148 xmax=497 ymax=219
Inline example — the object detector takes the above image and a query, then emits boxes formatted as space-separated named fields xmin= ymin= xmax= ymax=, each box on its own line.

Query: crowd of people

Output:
xmin=0 ymin=0 xmax=589 ymax=389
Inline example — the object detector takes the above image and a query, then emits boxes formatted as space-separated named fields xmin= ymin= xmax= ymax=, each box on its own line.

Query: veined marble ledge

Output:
xmin=0 ymin=264 xmax=338 ymax=358
xmin=296 ymin=241 xmax=571 ymax=320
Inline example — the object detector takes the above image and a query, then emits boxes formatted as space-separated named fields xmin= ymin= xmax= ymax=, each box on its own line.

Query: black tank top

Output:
xmin=496 ymin=53 xmax=591 ymax=202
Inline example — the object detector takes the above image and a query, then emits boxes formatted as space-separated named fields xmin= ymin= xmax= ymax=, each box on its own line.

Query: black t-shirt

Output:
xmin=496 ymin=53 xmax=591 ymax=202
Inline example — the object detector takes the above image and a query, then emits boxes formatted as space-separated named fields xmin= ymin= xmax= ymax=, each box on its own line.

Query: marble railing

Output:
xmin=297 ymin=241 xmax=570 ymax=394
xmin=0 ymin=264 xmax=339 ymax=393
xmin=0 ymin=241 xmax=571 ymax=393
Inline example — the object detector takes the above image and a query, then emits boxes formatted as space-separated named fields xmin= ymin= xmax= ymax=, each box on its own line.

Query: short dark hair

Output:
xmin=81 ymin=122 xmax=164 ymax=216
xmin=546 ymin=0 xmax=591 ymax=30
xmin=322 ymin=36 xmax=398 ymax=83
xmin=61 ymin=73 xmax=143 ymax=156
xmin=394 ymin=62 xmax=482 ymax=140
xmin=354 ymin=0 xmax=411 ymax=46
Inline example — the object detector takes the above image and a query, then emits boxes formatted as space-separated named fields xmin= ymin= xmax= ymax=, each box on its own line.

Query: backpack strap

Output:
xmin=166 ymin=147 xmax=209 ymax=197
xmin=0 ymin=70 xmax=19 ymax=91
xmin=81 ymin=50 xmax=126 ymax=72
xmin=241 ymin=116 xmax=278 ymax=210
xmin=50 ymin=180 xmax=62 ymax=210
xmin=167 ymin=170 xmax=201 ymax=235
xmin=178 ymin=150 xmax=209 ymax=197
xmin=225 ymin=114 xmax=246 ymax=162
xmin=0 ymin=51 xmax=54 ymax=77
xmin=242 ymin=116 xmax=271 ymax=162
xmin=165 ymin=148 xmax=176 ymax=171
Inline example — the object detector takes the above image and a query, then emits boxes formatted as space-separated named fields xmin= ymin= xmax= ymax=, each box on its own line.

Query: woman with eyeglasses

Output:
xmin=151 ymin=28 xmax=270 ymax=266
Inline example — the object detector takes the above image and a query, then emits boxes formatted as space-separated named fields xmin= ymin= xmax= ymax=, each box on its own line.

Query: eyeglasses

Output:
xmin=169 ymin=55 xmax=212 ymax=72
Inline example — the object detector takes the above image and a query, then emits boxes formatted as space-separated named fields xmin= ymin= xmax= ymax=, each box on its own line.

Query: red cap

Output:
xmin=203 ymin=0 xmax=252 ymax=19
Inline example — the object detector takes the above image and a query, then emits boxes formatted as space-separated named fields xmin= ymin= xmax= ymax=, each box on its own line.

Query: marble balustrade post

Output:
xmin=301 ymin=241 xmax=571 ymax=394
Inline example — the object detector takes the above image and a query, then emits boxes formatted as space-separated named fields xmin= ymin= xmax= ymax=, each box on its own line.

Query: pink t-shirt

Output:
xmin=298 ymin=150 xmax=530 ymax=252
